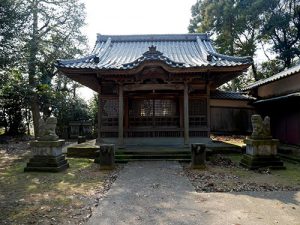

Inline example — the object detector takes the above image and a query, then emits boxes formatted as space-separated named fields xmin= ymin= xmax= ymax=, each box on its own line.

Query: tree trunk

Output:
xmin=28 ymin=0 xmax=40 ymax=139
xmin=229 ymin=21 xmax=237 ymax=92
xmin=285 ymin=55 xmax=292 ymax=68
xmin=231 ymin=79 xmax=237 ymax=92
xmin=252 ymin=63 xmax=258 ymax=81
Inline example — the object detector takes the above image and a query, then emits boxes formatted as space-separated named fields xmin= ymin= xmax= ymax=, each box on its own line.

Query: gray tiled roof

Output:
xmin=243 ymin=63 xmax=300 ymax=90
xmin=254 ymin=92 xmax=300 ymax=104
xmin=211 ymin=90 xmax=255 ymax=100
xmin=56 ymin=34 xmax=252 ymax=70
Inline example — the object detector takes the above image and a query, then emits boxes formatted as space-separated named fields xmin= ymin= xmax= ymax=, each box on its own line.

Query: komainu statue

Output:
xmin=38 ymin=116 xmax=59 ymax=141
xmin=250 ymin=114 xmax=272 ymax=139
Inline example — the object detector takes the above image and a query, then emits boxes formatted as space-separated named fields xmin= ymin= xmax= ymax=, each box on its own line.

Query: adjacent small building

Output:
xmin=243 ymin=64 xmax=300 ymax=145
xmin=56 ymin=33 xmax=254 ymax=146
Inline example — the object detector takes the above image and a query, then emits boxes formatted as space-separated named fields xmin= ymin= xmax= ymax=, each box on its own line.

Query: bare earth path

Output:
xmin=86 ymin=161 xmax=300 ymax=225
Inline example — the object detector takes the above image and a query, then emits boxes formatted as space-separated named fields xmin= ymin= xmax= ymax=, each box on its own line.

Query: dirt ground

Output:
xmin=0 ymin=139 xmax=121 ymax=225
xmin=210 ymin=134 xmax=246 ymax=147
xmin=183 ymin=154 xmax=300 ymax=192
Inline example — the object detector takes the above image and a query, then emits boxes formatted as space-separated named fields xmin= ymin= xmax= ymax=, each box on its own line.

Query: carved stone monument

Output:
xmin=240 ymin=114 xmax=285 ymax=169
xmin=24 ymin=116 xmax=69 ymax=172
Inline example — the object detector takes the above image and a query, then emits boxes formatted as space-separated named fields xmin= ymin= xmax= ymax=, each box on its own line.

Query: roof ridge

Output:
xmin=208 ymin=51 xmax=252 ymax=63
xmin=96 ymin=33 xmax=209 ymax=42
xmin=56 ymin=54 xmax=96 ymax=65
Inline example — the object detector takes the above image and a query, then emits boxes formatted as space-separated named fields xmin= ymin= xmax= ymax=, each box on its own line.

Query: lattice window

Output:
xmin=189 ymin=99 xmax=207 ymax=115
xmin=154 ymin=100 xmax=177 ymax=116
xmin=101 ymin=99 xmax=119 ymax=117
xmin=189 ymin=99 xmax=207 ymax=127
xmin=135 ymin=100 xmax=153 ymax=117
xmin=101 ymin=99 xmax=119 ymax=127
xmin=129 ymin=99 xmax=179 ymax=127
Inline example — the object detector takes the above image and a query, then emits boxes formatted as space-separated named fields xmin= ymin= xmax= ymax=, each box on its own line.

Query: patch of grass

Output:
xmin=0 ymin=156 xmax=112 ymax=224
xmin=272 ymin=162 xmax=300 ymax=185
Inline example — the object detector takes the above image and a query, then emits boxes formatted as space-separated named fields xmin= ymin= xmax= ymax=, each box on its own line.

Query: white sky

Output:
xmin=84 ymin=0 xmax=196 ymax=47
xmin=78 ymin=0 xmax=197 ymax=101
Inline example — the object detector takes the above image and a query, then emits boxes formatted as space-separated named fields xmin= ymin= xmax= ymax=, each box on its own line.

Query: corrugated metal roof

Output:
xmin=243 ymin=63 xmax=300 ymax=90
xmin=211 ymin=90 xmax=255 ymax=100
xmin=56 ymin=34 xmax=252 ymax=70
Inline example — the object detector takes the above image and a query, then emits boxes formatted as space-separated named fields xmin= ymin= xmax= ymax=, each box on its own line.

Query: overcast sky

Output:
xmin=79 ymin=0 xmax=197 ymax=100
xmin=84 ymin=0 xmax=196 ymax=47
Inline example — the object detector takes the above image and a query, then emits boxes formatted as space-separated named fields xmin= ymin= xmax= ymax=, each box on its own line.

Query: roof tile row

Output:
xmin=56 ymin=34 xmax=252 ymax=70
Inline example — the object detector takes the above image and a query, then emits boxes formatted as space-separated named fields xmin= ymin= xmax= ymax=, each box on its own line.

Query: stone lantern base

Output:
xmin=24 ymin=140 xmax=69 ymax=172
xmin=240 ymin=139 xmax=285 ymax=170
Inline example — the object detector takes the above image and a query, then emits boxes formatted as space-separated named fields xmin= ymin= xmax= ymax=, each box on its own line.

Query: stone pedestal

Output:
xmin=95 ymin=144 xmax=115 ymax=170
xmin=240 ymin=139 xmax=285 ymax=170
xmin=191 ymin=143 xmax=206 ymax=169
xmin=24 ymin=140 xmax=69 ymax=172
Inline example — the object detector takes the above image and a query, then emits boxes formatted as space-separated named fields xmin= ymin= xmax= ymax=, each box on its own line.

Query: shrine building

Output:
xmin=56 ymin=34 xmax=254 ymax=146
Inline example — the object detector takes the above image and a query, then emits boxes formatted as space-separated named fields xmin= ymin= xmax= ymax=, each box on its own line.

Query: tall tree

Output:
xmin=0 ymin=69 xmax=30 ymax=135
xmin=0 ymin=0 xmax=24 ymax=69
xmin=260 ymin=0 xmax=300 ymax=68
xmin=188 ymin=0 xmax=271 ymax=89
xmin=20 ymin=0 xmax=87 ymax=137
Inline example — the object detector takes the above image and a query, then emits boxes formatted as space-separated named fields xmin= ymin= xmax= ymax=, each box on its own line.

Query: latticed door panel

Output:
xmin=129 ymin=99 xmax=179 ymax=128
xmin=129 ymin=99 xmax=153 ymax=127
xmin=189 ymin=98 xmax=207 ymax=127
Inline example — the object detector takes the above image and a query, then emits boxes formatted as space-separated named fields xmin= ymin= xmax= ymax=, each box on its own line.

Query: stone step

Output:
xmin=116 ymin=151 xmax=190 ymax=155
xmin=115 ymin=158 xmax=191 ymax=163
xmin=115 ymin=154 xmax=191 ymax=160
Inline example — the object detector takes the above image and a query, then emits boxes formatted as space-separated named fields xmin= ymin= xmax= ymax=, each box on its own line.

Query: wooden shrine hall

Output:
xmin=56 ymin=34 xmax=253 ymax=146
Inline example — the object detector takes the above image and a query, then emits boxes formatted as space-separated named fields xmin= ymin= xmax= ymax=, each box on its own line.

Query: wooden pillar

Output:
xmin=124 ymin=97 xmax=129 ymax=132
xmin=118 ymin=83 xmax=124 ymax=147
xmin=184 ymin=82 xmax=189 ymax=146
xmin=97 ymin=87 xmax=102 ymax=144
xmin=179 ymin=97 xmax=184 ymax=129
xmin=206 ymin=83 xmax=211 ymax=137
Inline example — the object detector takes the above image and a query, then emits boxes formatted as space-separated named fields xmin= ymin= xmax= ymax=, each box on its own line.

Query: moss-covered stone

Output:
xmin=240 ymin=154 xmax=285 ymax=170
xmin=67 ymin=144 xmax=99 ymax=158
